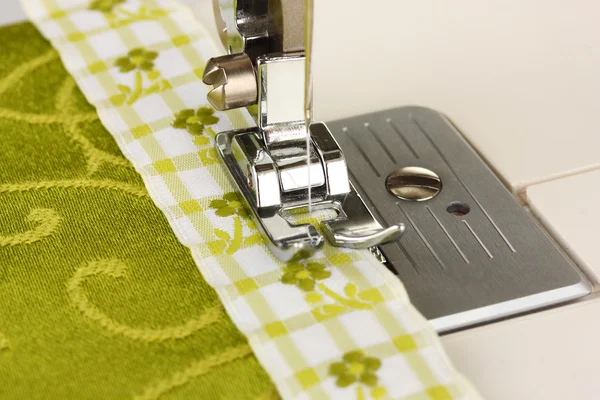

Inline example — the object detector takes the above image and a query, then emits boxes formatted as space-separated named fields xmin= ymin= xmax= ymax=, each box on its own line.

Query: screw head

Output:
xmin=202 ymin=53 xmax=257 ymax=111
xmin=386 ymin=166 xmax=442 ymax=201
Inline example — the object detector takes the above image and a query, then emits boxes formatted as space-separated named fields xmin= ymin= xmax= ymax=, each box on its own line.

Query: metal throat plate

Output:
xmin=328 ymin=106 xmax=591 ymax=333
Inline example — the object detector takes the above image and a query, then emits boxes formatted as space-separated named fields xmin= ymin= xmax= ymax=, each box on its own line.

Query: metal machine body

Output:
xmin=201 ymin=0 xmax=591 ymax=331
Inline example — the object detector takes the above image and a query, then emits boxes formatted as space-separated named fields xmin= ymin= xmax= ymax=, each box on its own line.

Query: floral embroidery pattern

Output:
xmin=68 ymin=260 xmax=223 ymax=342
xmin=115 ymin=48 xmax=157 ymax=72
xmin=89 ymin=0 xmax=168 ymax=28
xmin=89 ymin=0 xmax=125 ymax=13
xmin=329 ymin=351 xmax=386 ymax=399
xmin=172 ymin=107 xmax=218 ymax=134
xmin=279 ymin=255 xmax=384 ymax=321
xmin=266 ymin=214 xmax=386 ymax=319
xmin=111 ymin=48 xmax=170 ymax=106
xmin=281 ymin=262 xmax=331 ymax=291
xmin=209 ymin=192 xmax=246 ymax=218
xmin=208 ymin=192 xmax=262 ymax=255
xmin=172 ymin=107 xmax=219 ymax=146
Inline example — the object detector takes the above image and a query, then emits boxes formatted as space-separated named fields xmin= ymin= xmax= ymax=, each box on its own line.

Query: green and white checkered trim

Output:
xmin=21 ymin=0 xmax=482 ymax=398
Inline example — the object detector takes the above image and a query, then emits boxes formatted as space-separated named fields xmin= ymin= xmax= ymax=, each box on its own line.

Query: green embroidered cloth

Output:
xmin=0 ymin=22 xmax=276 ymax=400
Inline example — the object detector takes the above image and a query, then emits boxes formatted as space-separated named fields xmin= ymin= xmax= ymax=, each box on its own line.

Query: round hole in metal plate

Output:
xmin=446 ymin=201 xmax=470 ymax=216
xmin=385 ymin=166 xmax=441 ymax=201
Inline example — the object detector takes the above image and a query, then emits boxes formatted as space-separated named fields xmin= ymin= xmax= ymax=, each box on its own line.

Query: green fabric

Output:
xmin=0 ymin=22 xmax=276 ymax=400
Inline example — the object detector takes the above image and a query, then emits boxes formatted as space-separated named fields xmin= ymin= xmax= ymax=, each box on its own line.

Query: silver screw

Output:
xmin=386 ymin=166 xmax=442 ymax=201
xmin=202 ymin=53 xmax=257 ymax=111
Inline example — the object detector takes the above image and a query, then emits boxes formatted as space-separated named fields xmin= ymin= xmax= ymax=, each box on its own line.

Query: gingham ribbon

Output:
xmin=20 ymin=0 xmax=482 ymax=398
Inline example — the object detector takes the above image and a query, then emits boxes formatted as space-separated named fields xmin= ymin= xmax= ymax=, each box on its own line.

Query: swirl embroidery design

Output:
xmin=0 ymin=18 xmax=268 ymax=399
xmin=67 ymin=260 xmax=222 ymax=342
xmin=0 ymin=46 xmax=148 ymax=359
xmin=68 ymin=260 xmax=258 ymax=398
xmin=0 ymin=208 xmax=61 ymax=247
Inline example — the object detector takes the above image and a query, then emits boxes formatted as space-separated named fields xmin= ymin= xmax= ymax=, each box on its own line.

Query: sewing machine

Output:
xmin=191 ymin=1 xmax=600 ymax=399
xmin=5 ymin=0 xmax=599 ymax=398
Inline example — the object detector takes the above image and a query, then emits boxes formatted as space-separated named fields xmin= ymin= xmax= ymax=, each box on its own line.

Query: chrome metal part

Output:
xmin=202 ymin=53 xmax=257 ymax=111
xmin=257 ymin=54 xmax=306 ymax=146
xmin=205 ymin=0 xmax=405 ymax=259
xmin=256 ymin=54 xmax=324 ymax=193
xmin=310 ymin=123 xmax=350 ymax=196
xmin=217 ymin=130 xmax=324 ymax=261
xmin=386 ymin=166 xmax=442 ymax=201
xmin=270 ymin=143 xmax=325 ymax=192
xmin=320 ymin=184 xmax=405 ymax=248
xmin=229 ymin=132 xmax=281 ymax=208
xmin=215 ymin=122 xmax=405 ymax=261
xmin=369 ymin=246 xmax=387 ymax=265
xmin=206 ymin=0 xmax=306 ymax=111
xmin=328 ymin=106 xmax=591 ymax=332
xmin=211 ymin=0 xmax=304 ymax=61
xmin=212 ymin=0 xmax=269 ymax=58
